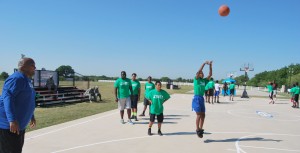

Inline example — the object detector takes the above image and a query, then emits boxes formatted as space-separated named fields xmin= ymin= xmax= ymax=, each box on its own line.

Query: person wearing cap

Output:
xmin=139 ymin=76 xmax=155 ymax=116
xmin=114 ymin=71 xmax=134 ymax=125
xmin=0 ymin=57 xmax=36 ymax=153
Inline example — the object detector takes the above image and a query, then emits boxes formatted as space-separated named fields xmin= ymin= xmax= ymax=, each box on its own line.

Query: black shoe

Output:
xmin=139 ymin=114 xmax=145 ymax=117
xmin=148 ymin=128 xmax=152 ymax=136
xmin=196 ymin=129 xmax=204 ymax=138
xmin=158 ymin=130 xmax=163 ymax=136
xmin=135 ymin=116 xmax=138 ymax=121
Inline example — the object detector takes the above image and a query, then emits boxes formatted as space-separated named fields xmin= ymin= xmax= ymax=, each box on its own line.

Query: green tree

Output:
xmin=160 ymin=77 xmax=170 ymax=82
xmin=175 ymin=77 xmax=183 ymax=82
xmin=0 ymin=72 xmax=9 ymax=80
xmin=55 ymin=65 xmax=75 ymax=77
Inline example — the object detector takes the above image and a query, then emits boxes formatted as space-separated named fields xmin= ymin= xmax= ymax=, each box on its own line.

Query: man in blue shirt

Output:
xmin=0 ymin=57 xmax=37 ymax=153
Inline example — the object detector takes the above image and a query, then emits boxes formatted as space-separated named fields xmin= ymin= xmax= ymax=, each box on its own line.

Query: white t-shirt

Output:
xmin=214 ymin=83 xmax=220 ymax=91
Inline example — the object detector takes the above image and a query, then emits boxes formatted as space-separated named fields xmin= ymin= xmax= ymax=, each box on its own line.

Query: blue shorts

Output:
xmin=192 ymin=95 xmax=205 ymax=113
xmin=214 ymin=91 xmax=220 ymax=97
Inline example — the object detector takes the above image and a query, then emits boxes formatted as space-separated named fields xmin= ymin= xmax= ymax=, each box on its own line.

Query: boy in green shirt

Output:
xmin=293 ymin=82 xmax=300 ymax=108
xmin=266 ymin=82 xmax=274 ymax=104
xmin=130 ymin=73 xmax=141 ymax=121
xmin=192 ymin=61 xmax=212 ymax=138
xmin=146 ymin=81 xmax=170 ymax=136
xmin=139 ymin=76 xmax=155 ymax=116
xmin=207 ymin=78 xmax=215 ymax=104
xmin=229 ymin=82 xmax=235 ymax=101
xmin=290 ymin=84 xmax=296 ymax=108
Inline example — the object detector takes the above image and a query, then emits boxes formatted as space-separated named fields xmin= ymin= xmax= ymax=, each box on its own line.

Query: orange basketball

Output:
xmin=218 ymin=5 xmax=230 ymax=17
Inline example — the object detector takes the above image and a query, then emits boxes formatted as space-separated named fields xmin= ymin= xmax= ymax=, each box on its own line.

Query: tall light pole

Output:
xmin=240 ymin=63 xmax=254 ymax=98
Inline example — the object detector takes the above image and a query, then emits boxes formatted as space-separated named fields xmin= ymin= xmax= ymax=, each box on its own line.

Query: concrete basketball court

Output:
xmin=23 ymin=89 xmax=300 ymax=153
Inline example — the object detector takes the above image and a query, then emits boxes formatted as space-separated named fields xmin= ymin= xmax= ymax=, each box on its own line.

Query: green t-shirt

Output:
xmin=194 ymin=77 xmax=208 ymax=96
xmin=207 ymin=80 xmax=215 ymax=89
xmin=144 ymin=82 xmax=155 ymax=96
xmin=229 ymin=84 xmax=235 ymax=90
xmin=147 ymin=89 xmax=170 ymax=115
xmin=114 ymin=78 xmax=132 ymax=98
xmin=290 ymin=87 xmax=295 ymax=96
xmin=130 ymin=80 xmax=140 ymax=95
xmin=294 ymin=86 xmax=300 ymax=94
xmin=267 ymin=85 xmax=273 ymax=92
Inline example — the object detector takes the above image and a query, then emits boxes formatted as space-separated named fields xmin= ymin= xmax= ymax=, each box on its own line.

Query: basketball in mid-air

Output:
xmin=218 ymin=5 xmax=230 ymax=17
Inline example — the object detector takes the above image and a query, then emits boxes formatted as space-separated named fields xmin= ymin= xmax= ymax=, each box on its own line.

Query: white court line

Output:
xmin=25 ymin=112 xmax=118 ymax=141
xmin=235 ymin=133 xmax=300 ymax=153
xmin=239 ymin=145 xmax=300 ymax=152
xmin=51 ymin=135 xmax=157 ymax=153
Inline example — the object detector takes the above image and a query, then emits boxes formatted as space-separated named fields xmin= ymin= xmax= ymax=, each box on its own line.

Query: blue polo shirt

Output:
xmin=0 ymin=71 xmax=35 ymax=130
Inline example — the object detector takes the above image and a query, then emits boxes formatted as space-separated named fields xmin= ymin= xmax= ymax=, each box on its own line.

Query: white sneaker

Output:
xmin=120 ymin=119 xmax=125 ymax=124
xmin=127 ymin=119 xmax=134 ymax=125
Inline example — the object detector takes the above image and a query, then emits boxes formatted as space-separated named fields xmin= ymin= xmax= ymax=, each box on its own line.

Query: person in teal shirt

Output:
xmin=130 ymin=73 xmax=141 ymax=121
xmin=139 ymin=76 xmax=155 ymax=116
xmin=290 ymin=84 xmax=296 ymax=108
xmin=146 ymin=81 xmax=170 ymax=136
xmin=204 ymin=83 xmax=209 ymax=103
xmin=114 ymin=71 xmax=134 ymax=124
xmin=229 ymin=82 xmax=235 ymax=101
xmin=207 ymin=78 xmax=215 ymax=104
xmin=192 ymin=61 xmax=212 ymax=138
xmin=293 ymin=82 xmax=300 ymax=108
xmin=266 ymin=82 xmax=274 ymax=104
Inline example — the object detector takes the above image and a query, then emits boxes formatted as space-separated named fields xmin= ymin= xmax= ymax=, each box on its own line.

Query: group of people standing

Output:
xmin=114 ymin=71 xmax=170 ymax=136
xmin=204 ymin=78 xmax=236 ymax=104
xmin=113 ymin=60 xmax=234 ymax=138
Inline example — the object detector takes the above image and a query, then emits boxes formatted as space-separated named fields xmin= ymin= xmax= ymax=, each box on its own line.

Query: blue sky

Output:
xmin=0 ymin=0 xmax=299 ymax=80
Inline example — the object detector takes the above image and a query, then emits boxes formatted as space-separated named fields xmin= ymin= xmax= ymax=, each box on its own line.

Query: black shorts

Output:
xmin=269 ymin=91 xmax=274 ymax=99
xmin=208 ymin=89 xmax=214 ymax=96
xmin=131 ymin=95 xmax=138 ymax=109
xmin=0 ymin=129 xmax=25 ymax=153
xmin=230 ymin=89 xmax=235 ymax=95
xmin=150 ymin=113 xmax=164 ymax=123
xmin=295 ymin=94 xmax=299 ymax=102
xmin=205 ymin=90 xmax=209 ymax=96
xmin=143 ymin=98 xmax=150 ymax=105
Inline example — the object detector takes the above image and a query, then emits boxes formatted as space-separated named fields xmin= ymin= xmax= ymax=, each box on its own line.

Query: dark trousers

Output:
xmin=0 ymin=129 xmax=25 ymax=153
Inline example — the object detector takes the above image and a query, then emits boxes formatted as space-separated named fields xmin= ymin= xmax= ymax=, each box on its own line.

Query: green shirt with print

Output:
xmin=194 ymin=77 xmax=208 ymax=96
xmin=147 ymin=89 xmax=170 ymax=115
xmin=229 ymin=84 xmax=235 ymax=90
xmin=144 ymin=82 xmax=155 ymax=96
xmin=207 ymin=80 xmax=215 ymax=89
xmin=130 ymin=80 xmax=141 ymax=95
xmin=294 ymin=86 xmax=300 ymax=95
xmin=114 ymin=78 xmax=132 ymax=98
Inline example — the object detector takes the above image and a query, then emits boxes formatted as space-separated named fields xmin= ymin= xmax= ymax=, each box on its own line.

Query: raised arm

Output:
xmin=196 ymin=61 xmax=209 ymax=79
xmin=206 ymin=61 xmax=213 ymax=80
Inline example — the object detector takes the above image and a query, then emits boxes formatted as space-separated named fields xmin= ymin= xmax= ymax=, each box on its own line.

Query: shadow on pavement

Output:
xmin=204 ymin=137 xmax=282 ymax=143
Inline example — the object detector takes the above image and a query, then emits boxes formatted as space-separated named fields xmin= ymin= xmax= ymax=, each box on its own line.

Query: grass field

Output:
xmin=0 ymin=80 xmax=291 ymax=132
xmin=0 ymin=80 xmax=193 ymax=131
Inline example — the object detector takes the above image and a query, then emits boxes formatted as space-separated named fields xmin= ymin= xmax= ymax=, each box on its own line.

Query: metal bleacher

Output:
xmin=35 ymin=86 xmax=89 ymax=106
